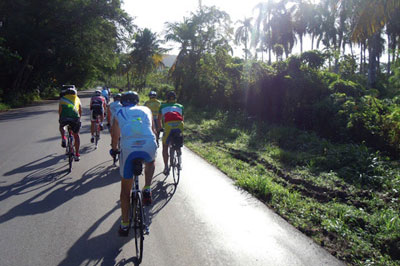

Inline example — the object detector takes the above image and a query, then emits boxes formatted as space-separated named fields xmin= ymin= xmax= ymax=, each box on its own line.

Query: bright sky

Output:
xmin=123 ymin=0 xmax=263 ymax=34
xmin=122 ymin=0 xmax=321 ymax=56
xmin=122 ymin=0 xmax=265 ymax=54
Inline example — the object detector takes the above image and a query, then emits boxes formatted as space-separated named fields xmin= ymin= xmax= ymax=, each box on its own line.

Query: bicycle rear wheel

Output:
xmin=95 ymin=128 xmax=99 ymax=149
xmin=170 ymin=148 xmax=180 ymax=185
xmin=132 ymin=191 xmax=144 ymax=263
xmin=68 ymin=135 xmax=74 ymax=172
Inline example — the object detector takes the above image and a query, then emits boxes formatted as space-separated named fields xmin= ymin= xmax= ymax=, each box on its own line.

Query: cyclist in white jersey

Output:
xmin=110 ymin=91 xmax=157 ymax=236
xmin=107 ymin=93 xmax=122 ymax=134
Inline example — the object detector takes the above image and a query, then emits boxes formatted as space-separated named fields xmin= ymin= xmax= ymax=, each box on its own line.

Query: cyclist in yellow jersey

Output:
xmin=59 ymin=87 xmax=82 ymax=161
xmin=158 ymin=91 xmax=184 ymax=175
xmin=144 ymin=91 xmax=161 ymax=142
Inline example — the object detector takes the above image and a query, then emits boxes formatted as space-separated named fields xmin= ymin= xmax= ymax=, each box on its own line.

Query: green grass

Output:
xmin=0 ymin=102 xmax=10 ymax=111
xmin=184 ymin=106 xmax=400 ymax=266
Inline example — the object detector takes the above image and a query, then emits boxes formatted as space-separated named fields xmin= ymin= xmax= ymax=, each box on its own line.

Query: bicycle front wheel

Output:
xmin=68 ymin=142 xmax=73 ymax=172
xmin=133 ymin=192 xmax=144 ymax=263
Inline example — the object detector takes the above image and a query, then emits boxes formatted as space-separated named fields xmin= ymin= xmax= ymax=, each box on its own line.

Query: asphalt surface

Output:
xmin=0 ymin=92 xmax=344 ymax=266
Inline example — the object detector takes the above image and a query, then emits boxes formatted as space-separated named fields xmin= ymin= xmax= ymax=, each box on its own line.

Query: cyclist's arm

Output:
xmin=107 ymin=105 xmax=111 ymax=124
xmin=157 ymin=113 xmax=163 ymax=131
xmin=58 ymin=104 xmax=62 ymax=116
xmin=111 ymin=119 xmax=120 ymax=150
xmin=151 ymin=117 xmax=157 ymax=135
xmin=78 ymin=103 xmax=82 ymax=117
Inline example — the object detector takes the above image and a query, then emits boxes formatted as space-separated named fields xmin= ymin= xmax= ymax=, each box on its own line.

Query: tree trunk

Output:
xmin=387 ymin=33 xmax=391 ymax=75
xmin=12 ymin=54 xmax=31 ymax=94
xmin=300 ymin=36 xmax=303 ymax=54
xmin=360 ymin=43 xmax=363 ymax=74
xmin=311 ymin=33 xmax=314 ymax=50
xmin=368 ymin=41 xmax=377 ymax=88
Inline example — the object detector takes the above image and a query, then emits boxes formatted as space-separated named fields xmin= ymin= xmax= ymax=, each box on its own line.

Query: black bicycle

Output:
xmin=94 ymin=115 xmax=101 ymax=149
xmin=169 ymin=132 xmax=183 ymax=185
xmin=65 ymin=125 xmax=75 ymax=172
xmin=129 ymin=159 xmax=149 ymax=263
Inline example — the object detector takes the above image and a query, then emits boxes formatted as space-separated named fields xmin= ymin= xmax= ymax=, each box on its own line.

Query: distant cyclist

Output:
xmin=90 ymin=90 xmax=106 ymax=143
xmin=102 ymin=86 xmax=110 ymax=104
xmin=110 ymin=91 xmax=157 ymax=236
xmin=107 ymin=93 xmax=122 ymax=134
xmin=144 ymin=91 xmax=161 ymax=143
xmin=59 ymin=87 xmax=82 ymax=161
xmin=158 ymin=91 xmax=184 ymax=175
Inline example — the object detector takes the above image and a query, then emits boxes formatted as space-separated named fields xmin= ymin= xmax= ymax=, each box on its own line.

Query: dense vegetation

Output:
xmin=0 ymin=0 xmax=133 ymax=106
xmin=2 ymin=0 xmax=400 ymax=264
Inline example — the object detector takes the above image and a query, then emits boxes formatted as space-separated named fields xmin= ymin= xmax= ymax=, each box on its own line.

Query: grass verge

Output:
xmin=184 ymin=106 xmax=400 ymax=266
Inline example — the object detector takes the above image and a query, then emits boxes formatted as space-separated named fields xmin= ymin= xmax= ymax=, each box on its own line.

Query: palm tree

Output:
xmin=129 ymin=28 xmax=166 ymax=90
xmin=270 ymin=8 xmax=296 ymax=59
xmin=292 ymin=0 xmax=312 ymax=54
xmin=234 ymin=17 xmax=253 ymax=60
xmin=253 ymin=0 xmax=275 ymax=63
xmin=351 ymin=0 xmax=400 ymax=87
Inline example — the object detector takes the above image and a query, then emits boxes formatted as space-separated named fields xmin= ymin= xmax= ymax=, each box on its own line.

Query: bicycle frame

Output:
xmin=94 ymin=115 xmax=101 ymax=148
xmin=66 ymin=125 xmax=74 ymax=172
xmin=129 ymin=159 xmax=149 ymax=263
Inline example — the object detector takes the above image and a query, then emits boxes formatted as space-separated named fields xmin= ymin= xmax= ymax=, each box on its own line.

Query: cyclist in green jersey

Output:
xmin=59 ymin=88 xmax=82 ymax=161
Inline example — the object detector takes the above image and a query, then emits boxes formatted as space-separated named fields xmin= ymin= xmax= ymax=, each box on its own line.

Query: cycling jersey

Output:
xmin=101 ymin=89 xmax=109 ymax=102
xmin=144 ymin=98 xmax=161 ymax=118
xmin=159 ymin=102 xmax=184 ymax=123
xmin=90 ymin=96 xmax=105 ymax=111
xmin=159 ymin=101 xmax=184 ymax=145
xmin=59 ymin=95 xmax=81 ymax=119
xmin=115 ymin=105 xmax=157 ymax=179
xmin=109 ymin=101 xmax=122 ymax=123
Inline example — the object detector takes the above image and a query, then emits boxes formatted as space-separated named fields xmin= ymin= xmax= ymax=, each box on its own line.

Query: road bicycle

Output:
xmin=65 ymin=125 xmax=75 ymax=172
xmin=94 ymin=115 xmax=101 ymax=149
xmin=129 ymin=158 xmax=149 ymax=263
xmin=169 ymin=131 xmax=183 ymax=185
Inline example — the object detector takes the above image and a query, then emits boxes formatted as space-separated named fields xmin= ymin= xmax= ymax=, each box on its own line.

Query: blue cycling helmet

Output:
xmin=149 ymin=91 xmax=157 ymax=98
xmin=121 ymin=91 xmax=139 ymax=106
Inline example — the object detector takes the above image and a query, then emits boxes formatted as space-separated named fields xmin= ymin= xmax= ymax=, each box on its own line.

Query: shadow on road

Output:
xmin=59 ymin=202 xmax=142 ymax=266
xmin=145 ymin=172 xmax=178 ymax=227
xmin=0 ymin=161 xmax=120 ymax=225
xmin=3 ymin=153 xmax=65 ymax=176
xmin=0 ymin=108 xmax=58 ymax=122
xmin=58 ymin=204 xmax=131 ymax=266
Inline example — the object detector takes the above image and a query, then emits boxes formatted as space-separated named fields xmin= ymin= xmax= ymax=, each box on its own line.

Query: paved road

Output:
xmin=0 ymin=92 xmax=344 ymax=266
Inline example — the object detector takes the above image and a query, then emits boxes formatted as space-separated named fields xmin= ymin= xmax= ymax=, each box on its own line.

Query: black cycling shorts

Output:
xmin=91 ymin=106 xmax=103 ymax=121
xmin=59 ymin=117 xmax=81 ymax=134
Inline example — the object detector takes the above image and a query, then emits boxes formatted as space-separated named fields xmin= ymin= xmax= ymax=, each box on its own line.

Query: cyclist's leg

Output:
xmin=144 ymin=161 xmax=155 ymax=187
xmin=120 ymin=177 xmax=134 ymax=226
xmin=162 ymin=123 xmax=172 ymax=173
xmin=59 ymin=118 xmax=67 ymax=147
xmin=119 ymin=149 xmax=134 ymax=231
xmin=71 ymin=118 xmax=81 ymax=157
xmin=90 ymin=110 xmax=96 ymax=136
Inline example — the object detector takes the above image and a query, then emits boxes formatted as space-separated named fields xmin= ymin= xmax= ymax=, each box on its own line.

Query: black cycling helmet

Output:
xmin=121 ymin=91 xmax=139 ymax=106
xmin=114 ymin=93 xmax=122 ymax=101
xmin=65 ymin=88 xmax=77 ymax=95
xmin=167 ymin=91 xmax=176 ymax=101
xmin=149 ymin=91 xmax=157 ymax=98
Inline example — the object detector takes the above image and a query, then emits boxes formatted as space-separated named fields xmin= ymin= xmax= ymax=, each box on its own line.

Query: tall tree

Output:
xmin=130 ymin=28 xmax=166 ymax=90
xmin=235 ymin=18 xmax=253 ymax=61
xmin=0 ymin=0 xmax=133 ymax=101
xmin=351 ymin=0 xmax=400 ymax=87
